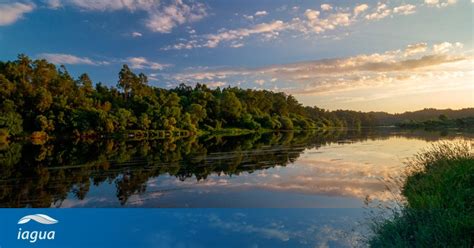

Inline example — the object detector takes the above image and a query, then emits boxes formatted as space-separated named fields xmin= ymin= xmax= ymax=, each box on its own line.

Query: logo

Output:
xmin=17 ymin=214 xmax=58 ymax=243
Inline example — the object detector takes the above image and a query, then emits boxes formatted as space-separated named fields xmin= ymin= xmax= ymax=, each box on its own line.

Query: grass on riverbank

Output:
xmin=369 ymin=142 xmax=474 ymax=247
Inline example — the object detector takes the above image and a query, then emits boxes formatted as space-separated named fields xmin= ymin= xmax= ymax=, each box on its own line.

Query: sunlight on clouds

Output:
xmin=320 ymin=4 xmax=333 ymax=11
xmin=365 ymin=3 xmax=391 ymax=20
xmin=170 ymin=42 xmax=472 ymax=112
xmin=425 ymin=0 xmax=458 ymax=8
xmin=393 ymin=4 xmax=417 ymax=15
xmin=404 ymin=42 xmax=428 ymax=56
xmin=353 ymin=4 xmax=369 ymax=17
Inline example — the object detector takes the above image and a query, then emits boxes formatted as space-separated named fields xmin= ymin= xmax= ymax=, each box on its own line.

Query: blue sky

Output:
xmin=0 ymin=0 xmax=472 ymax=112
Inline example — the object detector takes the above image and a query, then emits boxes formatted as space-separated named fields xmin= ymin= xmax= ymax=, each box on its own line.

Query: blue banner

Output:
xmin=0 ymin=208 xmax=367 ymax=248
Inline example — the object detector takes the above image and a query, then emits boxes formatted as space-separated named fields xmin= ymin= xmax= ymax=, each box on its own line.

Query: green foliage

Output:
xmin=0 ymin=55 xmax=411 ymax=137
xmin=397 ymin=116 xmax=474 ymax=130
xmin=369 ymin=142 xmax=474 ymax=247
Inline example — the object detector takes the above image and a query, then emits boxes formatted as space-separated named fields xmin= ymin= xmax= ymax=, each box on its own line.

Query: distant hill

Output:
xmin=370 ymin=108 xmax=474 ymax=125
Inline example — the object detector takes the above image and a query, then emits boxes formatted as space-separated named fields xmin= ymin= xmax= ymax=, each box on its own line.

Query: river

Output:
xmin=0 ymin=128 xmax=471 ymax=247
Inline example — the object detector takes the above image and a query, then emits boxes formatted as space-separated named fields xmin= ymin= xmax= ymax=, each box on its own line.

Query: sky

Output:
xmin=0 ymin=0 xmax=472 ymax=113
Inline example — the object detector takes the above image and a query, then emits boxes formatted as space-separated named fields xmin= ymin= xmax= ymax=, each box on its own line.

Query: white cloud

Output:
xmin=206 ymin=20 xmax=286 ymax=48
xmin=425 ymin=0 xmax=440 ymax=4
xmin=321 ymin=4 xmax=333 ymax=11
xmin=67 ymin=0 xmax=207 ymax=33
xmin=353 ymin=4 xmax=369 ymax=17
xmin=38 ymin=53 xmax=108 ymax=65
xmin=433 ymin=42 xmax=463 ymax=54
xmin=365 ymin=3 xmax=391 ymax=20
xmin=45 ymin=0 xmax=62 ymax=9
xmin=243 ymin=14 xmax=254 ymax=20
xmin=301 ymin=9 xmax=351 ymax=33
xmin=230 ymin=43 xmax=244 ymax=48
xmin=146 ymin=0 xmax=207 ymax=33
xmin=164 ymin=20 xmax=286 ymax=50
xmin=0 ymin=2 xmax=35 ymax=26
xmin=393 ymin=4 xmax=416 ymax=15
xmin=254 ymin=10 xmax=268 ymax=16
xmin=126 ymin=57 xmax=170 ymax=70
xmin=68 ymin=0 xmax=154 ymax=11
xmin=404 ymin=42 xmax=428 ymax=56
xmin=425 ymin=0 xmax=457 ymax=7
xmin=206 ymin=81 xmax=226 ymax=87
xmin=131 ymin=31 xmax=143 ymax=37
xmin=163 ymin=1 xmax=462 ymax=50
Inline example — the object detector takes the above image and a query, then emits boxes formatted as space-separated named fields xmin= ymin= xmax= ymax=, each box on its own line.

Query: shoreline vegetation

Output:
xmin=369 ymin=142 xmax=474 ymax=247
xmin=1 ymin=55 xmax=473 ymax=143
xmin=396 ymin=115 xmax=474 ymax=130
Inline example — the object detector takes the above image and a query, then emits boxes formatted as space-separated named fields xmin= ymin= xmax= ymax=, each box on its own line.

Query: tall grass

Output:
xmin=369 ymin=142 xmax=474 ymax=247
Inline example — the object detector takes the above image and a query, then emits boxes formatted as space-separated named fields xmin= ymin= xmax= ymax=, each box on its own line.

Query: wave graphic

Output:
xmin=18 ymin=214 xmax=58 ymax=225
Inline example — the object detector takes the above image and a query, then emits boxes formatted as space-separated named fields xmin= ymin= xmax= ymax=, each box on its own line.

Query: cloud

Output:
xmin=163 ymin=1 xmax=461 ymax=50
xmin=131 ymin=31 xmax=143 ymax=37
xmin=206 ymin=81 xmax=226 ymax=87
xmin=45 ymin=0 xmax=62 ymax=9
xmin=404 ymin=42 xmax=428 ymax=56
xmin=66 ymin=0 xmax=207 ymax=33
xmin=254 ymin=10 xmax=268 ymax=16
xmin=126 ymin=57 xmax=170 ymax=70
xmin=145 ymin=0 xmax=207 ymax=33
xmin=425 ymin=0 xmax=457 ymax=7
xmin=365 ymin=3 xmax=391 ymax=20
xmin=68 ymin=0 xmax=154 ymax=11
xmin=37 ymin=53 xmax=170 ymax=70
xmin=433 ymin=41 xmax=463 ymax=54
xmin=393 ymin=4 xmax=416 ymax=15
xmin=37 ymin=53 xmax=109 ymax=65
xmin=353 ymin=4 xmax=368 ymax=17
xmin=0 ymin=2 xmax=35 ymax=26
xmin=301 ymin=9 xmax=352 ymax=33
xmin=170 ymin=42 xmax=469 ymax=97
xmin=163 ymin=20 xmax=286 ymax=50
xmin=204 ymin=20 xmax=285 ymax=48
xmin=320 ymin=4 xmax=333 ymax=11
xmin=243 ymin=14 xmax=253 ymax=20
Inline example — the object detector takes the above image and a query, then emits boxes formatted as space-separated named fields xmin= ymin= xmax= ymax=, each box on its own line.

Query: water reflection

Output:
xmin=0 ymin=128 xmax=471 ymax=208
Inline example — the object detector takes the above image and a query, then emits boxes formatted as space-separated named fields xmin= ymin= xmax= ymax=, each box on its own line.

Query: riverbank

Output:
xmin=2 ymin=127 xmax=339 ymax=144
xmin=369 ymin=142 xmax=473 ymax=247
xmin=396 ymin=116 xmax=474 ymax=130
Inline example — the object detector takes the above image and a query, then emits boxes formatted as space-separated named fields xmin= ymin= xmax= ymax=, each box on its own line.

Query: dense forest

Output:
xmin=0 ymin=55 xmax=472 ymax=139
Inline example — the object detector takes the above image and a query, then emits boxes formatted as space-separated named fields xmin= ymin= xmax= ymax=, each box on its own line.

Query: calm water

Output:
xmin=0 ymin=128 xmax=472 ymax=247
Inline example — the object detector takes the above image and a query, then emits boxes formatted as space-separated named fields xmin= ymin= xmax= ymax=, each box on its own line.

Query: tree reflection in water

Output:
xmin=0 ymin=129 xmax=470 ymax=207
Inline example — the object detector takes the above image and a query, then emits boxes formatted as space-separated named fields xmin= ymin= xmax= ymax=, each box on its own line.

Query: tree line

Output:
xmin=0 ymin=55 xmax=472 ymax=138
xmin=0 ymin=55 xmax=380 ymax=138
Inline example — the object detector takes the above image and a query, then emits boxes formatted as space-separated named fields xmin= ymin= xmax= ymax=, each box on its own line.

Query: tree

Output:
xmin=34 ymin=87 xmax=53 ymax=112
xmin=439 ymin=114 xmax=448 ymax=122
xmin=220 ymin=91 xmax=242 ymax=121
xmin=117 ymin=65 xmax=136 ymax=99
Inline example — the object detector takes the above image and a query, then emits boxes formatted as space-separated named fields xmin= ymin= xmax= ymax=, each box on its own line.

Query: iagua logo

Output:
xmin=17 ymin=214 xmax=58 ymax=243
